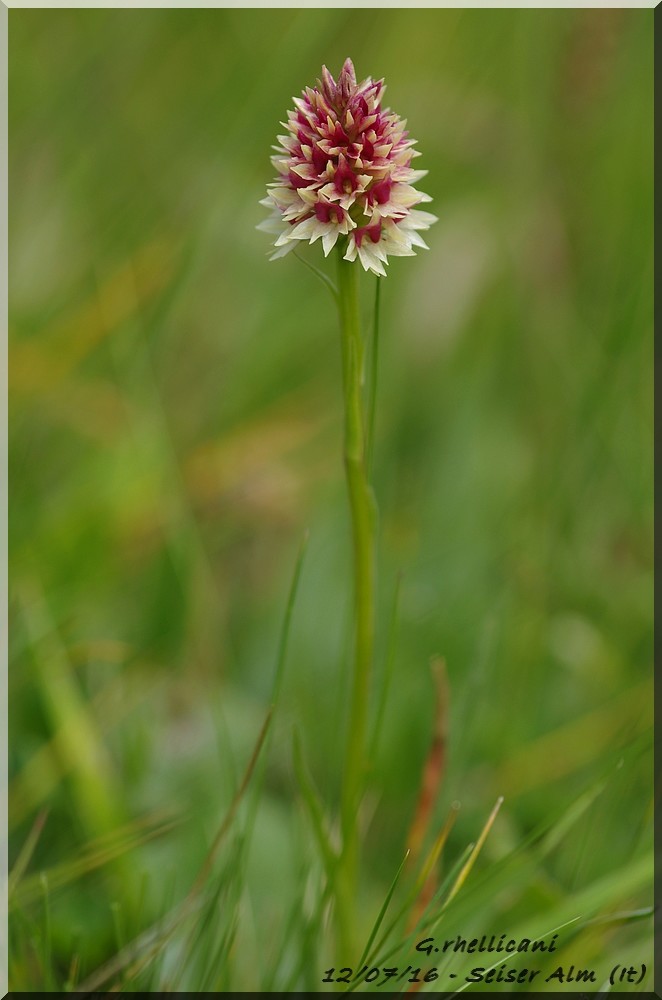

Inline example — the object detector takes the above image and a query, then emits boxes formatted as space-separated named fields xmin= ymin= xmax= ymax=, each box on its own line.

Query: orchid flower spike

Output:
xmin=259 ymin=58 xmax=437 ymax=278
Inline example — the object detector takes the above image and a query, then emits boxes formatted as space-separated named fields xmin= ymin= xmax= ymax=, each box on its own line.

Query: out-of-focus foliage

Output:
xmin=9 ymin=9 xmax=652 ymax=992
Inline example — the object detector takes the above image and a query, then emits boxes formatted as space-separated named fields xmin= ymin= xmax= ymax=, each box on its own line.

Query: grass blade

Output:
xmin=188 ymin=708 xmax=273 ymax=898
xmin=10 ymin=812 xmax=179 ymax=911
xmin=272 ymin=530 xmax=309 ymax=709
xmin=293 ymin=249 xmax=339 ymax=302
xmin=405 ymin=657 xmax=449 ymax=867
xmin=411 ymin=799 xmax=460 ymax=908
xmin=436 ymin=795 xmax=503 ymax=913
xmin=8 ymin=809 xmax=49 ymax=901
xmin=356 ymin=848 xmax=410 ymax=971
xmin=292 ymin=728 xmax=337 ymax=877
xmin=369 ymin=572 xmax=402 ymax=764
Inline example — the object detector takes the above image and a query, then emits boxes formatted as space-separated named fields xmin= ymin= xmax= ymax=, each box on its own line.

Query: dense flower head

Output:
xmin=259 ymin=58 xmax=437 ymax=277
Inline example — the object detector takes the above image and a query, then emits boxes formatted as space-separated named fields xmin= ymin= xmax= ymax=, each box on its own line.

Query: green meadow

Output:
xmin=9 ymin=9 xmax=653 ymax=992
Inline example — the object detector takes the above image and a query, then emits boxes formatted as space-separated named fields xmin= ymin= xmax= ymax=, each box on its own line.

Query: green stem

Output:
xmin=366 ymin=276 xmax=382 ymax=475
xmin=335 ymin=247 xmax=377 ymax=961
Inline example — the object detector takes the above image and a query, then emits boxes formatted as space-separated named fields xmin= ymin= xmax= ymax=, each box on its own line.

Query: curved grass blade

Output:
xmin=293 ymin=249 xmax=339 ymax=302
xmin=586 ymin=905 xmax=655 ymax=926
xmin=447 ymin=915 xmax=583 ymax=996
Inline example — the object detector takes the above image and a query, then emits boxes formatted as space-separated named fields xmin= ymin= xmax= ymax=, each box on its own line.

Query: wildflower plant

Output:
xmin=259 ymin=58 xmax=437 ymax=276
xmin=260 ymin=58 xmax=437 ymax=962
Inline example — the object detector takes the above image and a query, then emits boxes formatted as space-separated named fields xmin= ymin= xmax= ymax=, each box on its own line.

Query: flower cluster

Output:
xmin=259 ymin=59 xmax=436 ymax=277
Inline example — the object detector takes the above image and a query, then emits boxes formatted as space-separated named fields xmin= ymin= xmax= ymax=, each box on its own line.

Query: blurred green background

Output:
xmin=9 ymin=8 xmax=653 ymax=993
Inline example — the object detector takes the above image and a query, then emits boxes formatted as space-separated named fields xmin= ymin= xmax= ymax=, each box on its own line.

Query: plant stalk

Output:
xmin=335 ymin=248 xmax=377 ymax=960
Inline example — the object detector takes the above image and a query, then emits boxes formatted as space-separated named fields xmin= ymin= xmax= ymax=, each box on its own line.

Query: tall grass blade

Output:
xmin=8 ymin=808 xmax=48 ymax=900
xmin=272 ymin=530 xmax=309 ymax=709
xmin=189 ymin=708 xmax=272 ymax=898
xmin=412 ymin=798 xmax=460 ymax=902
xmin=243 ymin=532 xmax=308 ymax=843
xmin=448 ymin=915 xmax=584 ymax=996
xmin=540 ymin=779 xmax=606 ymax=855
xmin=439 ymin=795 xmax=503 ymax=911
xmin=292 ymin=728 xmax=337 ymax=877
xmin=376 ymin=843 xmax=473 ymax=968
xmin=170 ymin=846 xmax=239 ymax=992
xmin=283 ymin=876 xmax=332 ymax=993
xmin=260 ymin=867 xmax=309 ymax=992
xmin=356 ymin=848 xmax=410 ymax=971
xmin=405 ymin=657 xmax=449 ymax=867
xmin=369 ymin=571 xmax=402 ymax=764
